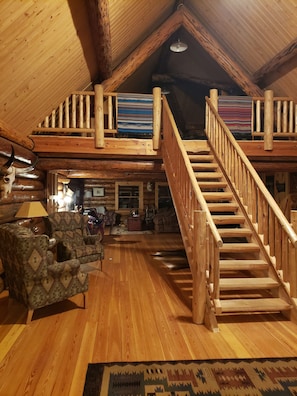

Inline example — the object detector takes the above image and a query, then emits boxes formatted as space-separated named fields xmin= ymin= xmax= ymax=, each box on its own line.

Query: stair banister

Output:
xmin=205 ymin=95 xmax=297 ymax=298
xmin=162 ymin=96 xmax=222 ymax=248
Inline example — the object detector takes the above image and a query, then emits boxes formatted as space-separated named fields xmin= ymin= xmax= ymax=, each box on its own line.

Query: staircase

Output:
xmin=188 ymin=147 xmax=293 ymax=319
xmin=161 ymin=94 xmax=297 ymax=331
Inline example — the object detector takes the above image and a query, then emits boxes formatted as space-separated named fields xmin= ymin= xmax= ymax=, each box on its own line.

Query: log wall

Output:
xmin=0 ymin=137 xmax=46 ymax=224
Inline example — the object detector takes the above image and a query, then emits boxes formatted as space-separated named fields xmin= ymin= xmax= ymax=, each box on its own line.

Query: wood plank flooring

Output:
xmin=1 ymin=233 xmax=297 ymax=395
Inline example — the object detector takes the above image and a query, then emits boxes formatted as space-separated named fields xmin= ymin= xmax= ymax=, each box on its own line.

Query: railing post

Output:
xmin=264 ymin=89 xmax=274 ymax=151
xmin=94 ymin=84 xmax=105 ymax=148
xmin=289 ymin=210 xmax=297 ymax=297
xmin=153 ymin=87 xmax=161 ymax=150
xmin=210 ymin=89 xmax=218 ymax=111
xmin=192 ymin=210 xmax=207 ymax=324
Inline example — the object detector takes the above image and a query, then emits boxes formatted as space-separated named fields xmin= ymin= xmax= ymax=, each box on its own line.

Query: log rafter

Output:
xmin=85 ymin=0 xmax=112 ymax=80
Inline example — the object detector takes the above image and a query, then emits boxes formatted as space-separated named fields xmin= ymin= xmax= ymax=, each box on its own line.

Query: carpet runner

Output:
xmin=83 ymin=358 xmax=297 ymax=395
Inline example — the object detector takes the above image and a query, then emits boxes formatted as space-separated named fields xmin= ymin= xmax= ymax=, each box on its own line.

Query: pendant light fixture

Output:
xmin=170 ymin=38 xmax=188 ymax=53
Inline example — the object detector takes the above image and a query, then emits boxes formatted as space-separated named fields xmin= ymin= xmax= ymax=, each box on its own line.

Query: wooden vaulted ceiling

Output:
xmin=0 ymin=0 xmax=296 ymax=143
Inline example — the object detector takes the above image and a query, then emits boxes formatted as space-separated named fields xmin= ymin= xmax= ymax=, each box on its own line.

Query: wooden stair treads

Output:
xmin=184 ymin=144 xmax=294 ymax=320
xmin=199 ymin=181 xmax=227 ymax=190
xmin=217 ymin=298 xmax=292 ymax=313
xmin=219 ymin=259 xmax=268 ymax=271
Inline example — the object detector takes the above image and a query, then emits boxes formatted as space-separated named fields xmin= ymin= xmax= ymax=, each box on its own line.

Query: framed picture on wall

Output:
xmin=93 ymin=187 xmax=104 ymax=197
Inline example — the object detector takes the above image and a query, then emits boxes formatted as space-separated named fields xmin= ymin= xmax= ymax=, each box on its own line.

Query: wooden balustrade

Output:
xmin=162 ymin=97 xmax=222 ymax=323
xmin=32 ymin=85 xmax=162 ymax=149
xmin=205 ymin=96 xmax=297 ymax=298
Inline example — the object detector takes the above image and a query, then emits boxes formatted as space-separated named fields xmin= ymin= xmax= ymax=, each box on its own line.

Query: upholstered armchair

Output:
xmin=46 ymin=212 xmax=104 ymax=268
xmin=0 ymin=223 xmax=88 ymax=324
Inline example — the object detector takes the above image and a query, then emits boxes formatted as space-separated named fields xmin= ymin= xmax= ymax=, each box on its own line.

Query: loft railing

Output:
xmin=161 ymin=95 xmax=223 ymax=325
xmin=253 ymin=95 xmax=297 ymax=138
xmin=205 ymin=94 xmax=297 ymax=299
xmin=32 ymin=85 xmax=162 ymax=149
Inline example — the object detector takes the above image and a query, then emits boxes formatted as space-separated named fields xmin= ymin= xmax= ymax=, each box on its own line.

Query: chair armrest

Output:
xmin=47 ymin=258 xmax=80 ymax=276
xmin=84 ymin=235 xmax=102 ymax=244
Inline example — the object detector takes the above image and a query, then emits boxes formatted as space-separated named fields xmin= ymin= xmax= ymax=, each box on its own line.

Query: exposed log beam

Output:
xmin=181 ymin=6 xmax=263 ymax=97
xmin=38 ymin=158 xmax=164 ymax=172
xmin=102 ymin=10 xmax=183 ymax=91
xmin=152 ymin=73 xmax=237 ymax=91
xmin=253 ymin=38 xmax=297 ymax=86
xmin=0 ymin=120 xmax=34 ymax=150
xmin=31 ymin=136 xmax=162 ymax=159
xmin=61 ymin=170 xmax=166 ymax=180
xmin=85 ymin=0 xmax=112 ymax=80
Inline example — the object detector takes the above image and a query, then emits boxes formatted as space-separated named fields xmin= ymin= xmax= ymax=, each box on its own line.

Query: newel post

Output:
xmin=94 ymin=84 xmax=105 ymax=148
xmin=209 ymin=89 xmax=218 ymax=110
xmin=289 ymin=210 xmax=297 ymax=297
xmin=153 ymin=87 xmax=161 ymax=150
xmin=264 ymin=89 xmax=274 ymax=151
xmin=192 ymin=210 xmax=207 ymax=324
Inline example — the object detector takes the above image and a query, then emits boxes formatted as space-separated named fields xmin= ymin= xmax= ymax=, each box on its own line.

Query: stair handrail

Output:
xmin=162 ymin=96 xmax=222 ymax=249
xmin=205 ymin=96 xmax=297 ymax=297
xmin=206 ymin=96 xmax=297 ymax=246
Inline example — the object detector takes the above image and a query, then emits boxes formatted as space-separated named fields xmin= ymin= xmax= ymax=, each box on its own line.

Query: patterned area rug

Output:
xmin=83 ymin=358 xmax=297 ymax=395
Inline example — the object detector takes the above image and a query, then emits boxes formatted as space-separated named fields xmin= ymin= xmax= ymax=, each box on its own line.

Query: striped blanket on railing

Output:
xmin=117 ymin=93 xmax=153 ymax=136
xmin=218 ymin=96 xmax=252 ymax=139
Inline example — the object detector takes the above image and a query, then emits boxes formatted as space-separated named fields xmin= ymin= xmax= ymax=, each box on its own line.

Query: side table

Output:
xmin=127 ymin=216 xmax=142 ymax=231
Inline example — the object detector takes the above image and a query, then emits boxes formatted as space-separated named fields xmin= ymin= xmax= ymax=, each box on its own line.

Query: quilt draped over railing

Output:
xmin=218 ymin=96 xmax=252 ymax=139
xmin=117 ymin=93 xmax=153 ymax=136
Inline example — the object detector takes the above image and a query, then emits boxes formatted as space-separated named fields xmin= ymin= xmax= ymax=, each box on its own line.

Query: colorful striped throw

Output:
xmin=218 ymin=96 xmax=252 ymax=139
xmin=117 ymin=93 xmax=153 ymax=135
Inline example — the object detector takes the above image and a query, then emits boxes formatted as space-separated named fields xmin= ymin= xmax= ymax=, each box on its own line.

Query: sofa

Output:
xmin=0 ymin=223 xmax=88 ymax=323
xmin=153 ymin=207 xmax=180 ymax=233
xmin=46 ymin=211 xmax=104 ymax=267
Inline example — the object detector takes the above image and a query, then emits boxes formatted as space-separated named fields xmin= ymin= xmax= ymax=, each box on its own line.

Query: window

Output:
xmin=115 ymin=182 xmax=143 ymax=212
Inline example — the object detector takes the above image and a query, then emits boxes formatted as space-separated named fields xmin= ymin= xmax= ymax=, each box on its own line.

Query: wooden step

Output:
xmin=207 ymin=203 xmax=239 ymax=212
xmin=219 ymin=277 xmax=279 ymax=291
xmin=217 ymin=298 xmax=292 ymax=313
xmin=220 ymin=242 xmax=259 ymax=253
xmin=203 ymin=192 xmax=233 ymax=201
xmin=212 ymin=214 xmax=245 ymax=225
xmin=219 ymin=259 xmax=268 ymax=271
xmin=188 ymin=155 xmax=213 ymax=162
xmin=195 ymin=172 xmax=223 ymax=180
xmin=191 ymin=163 xmax=218 ymax=171
xmin=199 ymin=181 xmax=228 ymax=190
xmin=218 ymin=228 xmax=252 ymax=238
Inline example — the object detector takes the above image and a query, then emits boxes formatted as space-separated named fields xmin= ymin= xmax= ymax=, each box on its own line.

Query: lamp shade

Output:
xmin=15 ymin=201 xmax=49 ymax=218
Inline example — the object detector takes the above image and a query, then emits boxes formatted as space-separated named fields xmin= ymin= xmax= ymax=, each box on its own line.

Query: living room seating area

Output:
xmin=0 ymin=223 xmax=89 ymax=323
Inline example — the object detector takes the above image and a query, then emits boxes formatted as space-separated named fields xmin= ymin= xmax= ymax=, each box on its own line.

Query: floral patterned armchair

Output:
xmin=46 ymin=212 xmax=104 ymax=268
xmin=0 ymin=223 xmax=88 ymax=323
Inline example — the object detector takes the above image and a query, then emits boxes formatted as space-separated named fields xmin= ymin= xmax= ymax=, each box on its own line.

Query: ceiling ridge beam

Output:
xmin=181 ymin=6 xmax=263 ymax=97
xmin=102 ymin=10 xmax=183 ymax=91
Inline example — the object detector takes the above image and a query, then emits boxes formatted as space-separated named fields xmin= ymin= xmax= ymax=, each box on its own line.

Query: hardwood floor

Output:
xmin=1 ymin=233 xmax=297 ymax=395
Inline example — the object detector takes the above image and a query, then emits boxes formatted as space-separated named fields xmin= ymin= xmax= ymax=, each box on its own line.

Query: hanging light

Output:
xmin=170 ymin=38 xmax=188 ymax=53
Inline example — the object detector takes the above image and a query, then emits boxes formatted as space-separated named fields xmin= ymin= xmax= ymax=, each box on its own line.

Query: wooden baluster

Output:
xmin=58 ymin=103 xmax=63 ymax=128
xmin=72 ymin=94 xmax=76 ymax=128
xmin=65 ymin=96 xmax=70 ymax=128
xmin=264 ymin=90 xmax=273 ymax=150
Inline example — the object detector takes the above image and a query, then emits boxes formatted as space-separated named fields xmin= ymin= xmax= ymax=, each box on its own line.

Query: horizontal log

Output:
xmin=38 ymin=158 xmax=164 ymax=172
xmin=65 ymin=170 xmax=166 ymax=180
xmin=13 ymin=179 xmax=45 ymax=191
xmin=0 ymin=190 xmax=45 ymax=204
xmin=31 ymin=136 xmax=162 ymax=158
xmin=0 ymin=136 xmax=37 ymax=166
xmin=0 ymin=119 xmax=34 ymax=150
